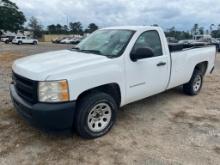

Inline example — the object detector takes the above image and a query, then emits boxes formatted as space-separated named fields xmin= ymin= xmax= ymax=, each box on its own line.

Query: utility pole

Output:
xmin=66 ymin=16 xmax=69 ymax=26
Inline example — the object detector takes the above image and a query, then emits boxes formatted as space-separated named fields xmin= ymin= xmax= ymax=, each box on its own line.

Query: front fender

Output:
xmin=46 ymin=59 xmax=126 ymax=106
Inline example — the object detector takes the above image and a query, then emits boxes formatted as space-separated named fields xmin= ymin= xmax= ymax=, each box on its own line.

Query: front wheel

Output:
xmin=183 ymin=69 xmax=203 ymax=95
xmin=18 ymin=41 xmax=22 ymax=45
xmin=75 ymin=92 xmax=118 ymax=139
xmin=33 ymin=41 xmax=37 ymax=45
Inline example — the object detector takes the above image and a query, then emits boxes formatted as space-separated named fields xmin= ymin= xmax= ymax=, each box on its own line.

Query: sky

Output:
xmin=11 ymin=0 xmax=220 ymax=31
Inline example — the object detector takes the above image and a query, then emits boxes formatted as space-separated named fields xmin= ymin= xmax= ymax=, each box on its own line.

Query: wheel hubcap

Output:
xmin=193 ymin=75 xmax=202 ymax=92
xmin=87 ymin=103 xmax=112 ymax=132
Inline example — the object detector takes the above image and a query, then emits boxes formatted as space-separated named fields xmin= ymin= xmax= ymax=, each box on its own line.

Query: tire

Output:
xmin=33 ymin=41 xmax=37 ymax=45
xmin=18 ymin=41 xmax=22 ymax=45
xmin=183 ymin=69 xmax=203 ymax=96
xmin=5 ymin=40 xmax=9 ymax=44
xmin=75 ymin=92 xmax=118 ymax=139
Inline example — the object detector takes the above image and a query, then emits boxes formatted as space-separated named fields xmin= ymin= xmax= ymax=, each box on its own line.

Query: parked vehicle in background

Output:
xmin=197 ymin=37 xmax=220 ymax=52
xmin=166 ymin=37 xmax=178 ymax=43
xmin=52 ymin=37 xmax=62 ymax=43
xmin=60 ymin=37 xmax=82 ymax=44
xmin=193 ymin=35 xmax=219 ymax=51
xmin=178 ymin=40 xmax=194 ymax=44
xmin=1 ymin=36 xmax=9 ymax=42
xmin=60 ymin=37 xmax=72 ymax=44
xmin=193 ymin=35 xmax=212 ymax=41
xmin=4 ymin=36 xmax=16 ymax=44
xmin=178 ymin=39 xmax=208 ymax=48
xmin=52 ymin=37 xmax=68 ymax=44
xmin=10 ymin=26 xmax=216 ymax=139
xmin=216 ymin=38 xmax=220 ymax=42
xmin=12 ymin=36 xmax=38 ymax=45
xmin=179 ymin=36 xmax=220 ymax=51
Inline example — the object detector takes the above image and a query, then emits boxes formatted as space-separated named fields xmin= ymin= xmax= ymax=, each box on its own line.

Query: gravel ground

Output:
xmin=0 ymin=42 xmax=220 ymax=165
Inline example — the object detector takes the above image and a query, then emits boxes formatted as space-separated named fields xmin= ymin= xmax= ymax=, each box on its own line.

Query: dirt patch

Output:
xmin=214 ymin=146 xmax=220 ymax=155
xmin=0 ymin=43 xmax=220 ymax=164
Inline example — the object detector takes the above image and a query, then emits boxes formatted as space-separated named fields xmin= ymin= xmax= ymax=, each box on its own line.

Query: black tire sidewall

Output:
xmin=75 ymin=93 xmax=117 ymax=139
xmin=185 ymin=70 xmax=203 ymax=95
xmin=192 ymin=73 xmax=203 ymax=94
xmin=190 ymin=70 xmax=203 ymax=95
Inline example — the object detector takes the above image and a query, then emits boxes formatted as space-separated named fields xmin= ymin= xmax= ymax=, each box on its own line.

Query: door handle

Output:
xmin=157 ymin=62 xmax=166 ymax=66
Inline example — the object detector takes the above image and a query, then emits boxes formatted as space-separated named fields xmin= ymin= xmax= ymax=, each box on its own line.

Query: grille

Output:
xmin=12 ymin=72 xmax=38 ymax=104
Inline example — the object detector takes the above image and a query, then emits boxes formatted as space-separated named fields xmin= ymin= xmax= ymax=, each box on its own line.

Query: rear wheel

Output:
xmin=33 ymin=41 xmax=37 ymax=45
xmin=5 ymin=40 xmax=9 ymax=44
xmin=183 ymin=69 xmax=203 ymax=95
xmin=75 ymin=92 xmax=118 ymax=139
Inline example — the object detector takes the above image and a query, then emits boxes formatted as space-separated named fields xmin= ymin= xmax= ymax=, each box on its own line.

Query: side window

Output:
xmin=22 ymin=37 xmax=26 ymax=39
xmin=17 ymin=37 xmax=21 ymax=39
xmin=132 ymin=30 xmax=163 ymax=57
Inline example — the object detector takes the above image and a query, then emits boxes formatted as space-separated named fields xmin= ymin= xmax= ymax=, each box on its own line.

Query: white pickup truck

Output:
xmin=12 ymin=36 xmax=38 ymax=45
xmin=10 ymin=26 xmax=216 ymax=138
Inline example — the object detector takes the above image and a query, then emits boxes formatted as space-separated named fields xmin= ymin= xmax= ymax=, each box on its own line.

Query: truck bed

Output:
xmin=167 ymin=45 xmax=216 ymax=89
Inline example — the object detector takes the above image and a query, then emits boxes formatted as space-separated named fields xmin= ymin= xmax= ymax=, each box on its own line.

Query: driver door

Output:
xmin=125 ymin=30 xmax=170 ymax=103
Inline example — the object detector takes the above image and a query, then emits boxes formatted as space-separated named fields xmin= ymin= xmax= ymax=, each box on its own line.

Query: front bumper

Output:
xmin=10 ymin=84 xmax=76 ymax=130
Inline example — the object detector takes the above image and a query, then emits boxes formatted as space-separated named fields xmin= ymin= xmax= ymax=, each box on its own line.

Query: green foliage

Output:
xmin=165 ymin=27 xmax=192 ymax=40
xmin=47 ymin=22 xmax=99 ymax=35
xmin=0 ymin=0 xmax=26 ymax=32
xmin=85 ymin=23 xmax=98 ymax=33
xmin=69 ymin=22 xmax=83 ymax=35
xmin=47 ymin=24 xmax=69 ymax=34
xmin=28 ymin=16 xmax=43 ymax=38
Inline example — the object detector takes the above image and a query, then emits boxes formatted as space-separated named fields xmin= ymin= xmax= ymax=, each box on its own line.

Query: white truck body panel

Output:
xmin=168 ymin=47 xmax=216 ymax=89
xmin=12 ymin=26 xmax=216 ymax=107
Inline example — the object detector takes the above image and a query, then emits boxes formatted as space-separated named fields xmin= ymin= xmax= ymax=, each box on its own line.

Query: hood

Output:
xmin=12 ymin=50 xmax=109 ymax=81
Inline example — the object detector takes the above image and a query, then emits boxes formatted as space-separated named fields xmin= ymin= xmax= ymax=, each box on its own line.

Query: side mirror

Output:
xmin=130 ymin=47 xmax=154 ymax=62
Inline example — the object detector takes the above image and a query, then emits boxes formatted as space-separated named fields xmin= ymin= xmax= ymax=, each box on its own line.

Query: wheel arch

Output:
xmin=194 ymin=61 xmax=208 ymax=75
xmin=76 ymin=83 xmax=121 ymax=107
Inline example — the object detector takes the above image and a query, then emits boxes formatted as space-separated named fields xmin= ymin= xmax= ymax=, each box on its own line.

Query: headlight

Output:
xmin=38 ymin=80 xmax=69 ymax=102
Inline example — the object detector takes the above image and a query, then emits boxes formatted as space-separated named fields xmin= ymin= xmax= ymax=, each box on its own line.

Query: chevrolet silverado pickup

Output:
xmin=10 ymin=26 xmax=216 ymax=139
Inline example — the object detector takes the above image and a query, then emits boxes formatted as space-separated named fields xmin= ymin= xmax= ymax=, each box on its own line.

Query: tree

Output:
xmin=47 ymin=24 xmax=57 ymax=34
xmin=0 ymin=0 xmax=26 ymax=32
xmin=218 ymin=24 xmax=220 ymax=30
xmin=28 ymin=16 xmax=43 ymax=38
xmin=55 ymin=24 xmax=62 ymax=34
xmin=199 ymin=27 xmax=204 ymax=35
xmin=165 ymin=26 xmax=192 ymax=40
xmin=191 ymin=24 xmax=199 ymax=35
xmin=62 ymin=25 xmax=69 ymax=34
xmin=47 ymin=24 xmax=69 ymax=34
xmin=69 ymin=21 xmax=83 ymax=34
xmin=210 ymin=24 xmax=215 ymax=33
xmin=85 ymin=23 xmax=98 ymax=33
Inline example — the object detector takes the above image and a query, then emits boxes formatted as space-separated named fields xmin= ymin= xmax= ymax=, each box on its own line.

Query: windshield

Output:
xmin=74 ymin=29 xmax=135 ymax=57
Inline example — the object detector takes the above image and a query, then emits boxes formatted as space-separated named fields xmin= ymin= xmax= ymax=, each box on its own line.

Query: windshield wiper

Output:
xmin=71 ymin=47 xmax=80 ymax=50
xmin=79 ymin=49 xmax=102 ymax=55
xmin=71 ymin=48 xmax=108 ymax=57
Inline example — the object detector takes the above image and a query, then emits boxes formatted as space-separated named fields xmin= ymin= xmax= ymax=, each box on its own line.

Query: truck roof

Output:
xmin=101 ymin=26 xmax=161 ymax=31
